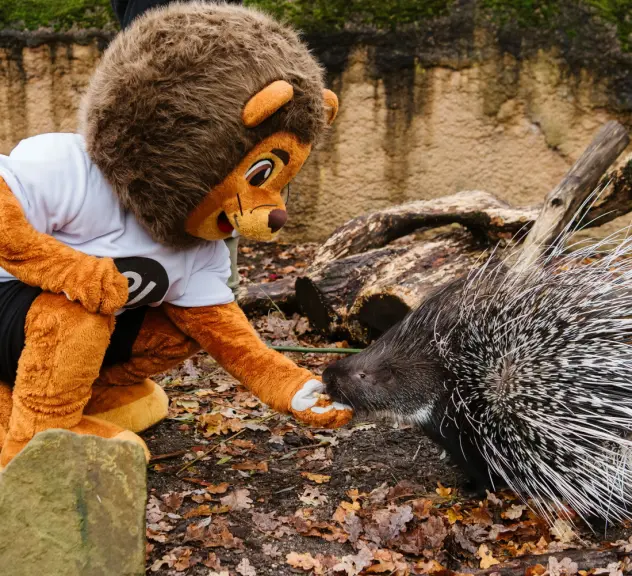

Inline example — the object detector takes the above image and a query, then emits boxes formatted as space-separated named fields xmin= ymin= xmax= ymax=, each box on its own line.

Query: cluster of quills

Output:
xmin=435 ymin=220 xmax=632 ymax=526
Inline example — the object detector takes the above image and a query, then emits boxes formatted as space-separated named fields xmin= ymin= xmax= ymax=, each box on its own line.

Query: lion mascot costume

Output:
xmin=0 ymin=1 xmax=352 ymax=467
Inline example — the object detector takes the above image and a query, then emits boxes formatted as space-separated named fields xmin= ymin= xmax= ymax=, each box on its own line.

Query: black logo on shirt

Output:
xmin=114 ymin=257 xmax=169 ymax=309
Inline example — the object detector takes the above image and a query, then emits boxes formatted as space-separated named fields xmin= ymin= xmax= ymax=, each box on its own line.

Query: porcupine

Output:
xmin=323 ymin=222 xmax=632 ymax=526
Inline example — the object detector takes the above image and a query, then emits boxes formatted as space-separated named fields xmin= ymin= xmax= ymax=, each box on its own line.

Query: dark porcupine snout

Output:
xmin=323 ymin=311 xmax=449 ymax=422
xmin=322 ymin=354 xmax=376 ymax=414
xmin=322 ymin=355 xmax=387 ymax=414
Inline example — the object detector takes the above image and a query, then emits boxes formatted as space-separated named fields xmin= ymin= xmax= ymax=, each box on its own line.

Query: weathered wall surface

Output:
xmin=289 ymin=45 xmax=624 ymax=240
xmin=0 ymin=38 xmax=103 ymax=149
xmin=0 ymin=24 xmax=631 ymax=241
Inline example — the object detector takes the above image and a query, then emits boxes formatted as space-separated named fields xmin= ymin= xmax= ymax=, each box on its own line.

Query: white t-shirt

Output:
xmin=0 ymin=133 xmax=234 ymax=312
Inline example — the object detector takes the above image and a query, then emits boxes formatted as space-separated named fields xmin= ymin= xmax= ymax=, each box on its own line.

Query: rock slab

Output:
xmin=0 ymin=429 xmax=147 ymax=576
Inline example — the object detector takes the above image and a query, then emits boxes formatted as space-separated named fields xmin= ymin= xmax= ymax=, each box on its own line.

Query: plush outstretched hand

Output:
xmin=290 ymin=379 xmax=353 ymax=429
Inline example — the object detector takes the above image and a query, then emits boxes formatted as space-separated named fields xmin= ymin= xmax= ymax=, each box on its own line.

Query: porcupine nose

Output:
xmin=322 ymin=365 xmax=340 ymax=398
xmin=268 ymin=209 xmax=287 ymax=233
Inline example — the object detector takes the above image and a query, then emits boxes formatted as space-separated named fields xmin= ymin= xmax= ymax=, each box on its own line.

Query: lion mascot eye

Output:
xmin=245 ymin=159 xmax=275 ymax=187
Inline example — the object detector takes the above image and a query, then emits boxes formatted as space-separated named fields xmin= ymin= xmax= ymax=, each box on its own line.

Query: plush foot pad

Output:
xmin=0 ymin=416 xmax=150 ymax=468
xmin=85 ymin=379 xmax=169 ymax=433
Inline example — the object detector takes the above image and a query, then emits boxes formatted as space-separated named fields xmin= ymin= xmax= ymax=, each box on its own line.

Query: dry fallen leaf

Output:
xmin=199 ymin=413 xmax=245 ymax=436
xmin=435 ymin=483 xmax=452 ymax=497
xmin=206 ymin=482 xmax=230 ymax=494
xmin=202 ymin=552 xmax=222 ymax=569
xmin=232 ymin=439 xmax=256 ymax=450
xmin=502 ymin=504 xmax=526 ymax=520
xmin=180 ymin=479 xmax=230 ymax=493
xmin=232 ymin=460 xmax=269 ymax=473
xmin=262 ymin=543 xmax=281 ymax=558
xmin=411 ymin=498 xmax=432 ymax=520
xmin=467 ymin=505 xmax=493 ymax=526
xmin=146 ymin=526 xmax=170 ymax=543
xmin=173 ymin=547 xmax=192 ymax=572
xmin=344 ymin=512 xmax=363 ymax=543
xmin=332 ymin=548 xmax=373 ymax=575
xmin=146 ymin=496 xmax=166 ymax=524
xmin=251 ymin=511 xmax=282 ymax=533
xmin=414 ymin=558 xmax=447 ymax=574
xmin=299 ymin=486 xmax=329 ymax=507
xmin=161 ymin=492 xmax=184 ymax=512
xmin=150 ymin=552 xmax=176 ymax=572
xmin=286 ymin=552 xmax=324 ymax=574
xmin=236 ymin=558 xmax=257 ymax=576
xmin=478 ymin=544 xmax=500 ymax=569
xmin=487 ymin=491 xmax=503 ymax=506
xmin=369 ymin=505 xmax=414 ymax=543
xmin=305 ymin=447 xmax=328 ymax=462
xmin=550 ymin=519 xmax=577 ymax=544
xmin=220 ymin=489 xmax=253 ymax=511
xmin=365 ymin=549 xmax=408 ymax=574
xmin=183 ymin=504 xmax=229 ymax=518
xmin=177 ymin=398 xmax=200 ymax=412
xmin=301 ymin=472 xmax=331 ymax=484
xmin=547 ymin=556 xmax=579 ymax=575
xmin=446 ymin=507 xmax=463 ymax=524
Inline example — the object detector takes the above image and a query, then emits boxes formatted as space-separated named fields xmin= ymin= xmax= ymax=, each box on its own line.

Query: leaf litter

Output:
xmin=143 ymin=239 xmax=632 ymax=575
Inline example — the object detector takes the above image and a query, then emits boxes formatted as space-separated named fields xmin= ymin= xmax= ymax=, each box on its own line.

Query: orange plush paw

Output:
xmin=0 ymin=416 xmax=150 ymax=469
xmin=85 ymin=380 xmax=169 ymax=433
xmin=66 ymin=257 xmax=129 ymax=315
xmin=290 ymin=379 xmax=353 ymax=429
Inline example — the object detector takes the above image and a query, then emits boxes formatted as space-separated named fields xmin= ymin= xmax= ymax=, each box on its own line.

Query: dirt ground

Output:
xmin=143 ymin=240 xmax=632 ymax=576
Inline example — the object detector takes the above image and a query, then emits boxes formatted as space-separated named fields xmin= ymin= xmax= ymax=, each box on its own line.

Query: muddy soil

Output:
xmin=144 ymin=239 xmax=631 ymax=576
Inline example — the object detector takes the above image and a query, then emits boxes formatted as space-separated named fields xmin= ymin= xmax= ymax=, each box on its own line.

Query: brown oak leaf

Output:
xmin=220 ymin=489 xmax=253 ymax=511
xmin=251 ymin=511 xmax=282 ymax=533
xmin=236 ymin=558 xmax=256 ymax=576
xmin=286 ymin=552 xmax=324 ymax=574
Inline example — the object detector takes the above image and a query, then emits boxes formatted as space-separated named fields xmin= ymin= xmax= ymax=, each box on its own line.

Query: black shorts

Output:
xmin=0 ymin=281 xmax=147 ymax=386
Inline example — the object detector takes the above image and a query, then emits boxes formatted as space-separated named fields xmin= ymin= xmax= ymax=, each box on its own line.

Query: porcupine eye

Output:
xmin=245 ymin=159 xmax=275 ymax=187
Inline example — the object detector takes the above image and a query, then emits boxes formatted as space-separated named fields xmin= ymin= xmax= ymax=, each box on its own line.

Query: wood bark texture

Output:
xmin=513 ymin=120 xmax=629 ymax=273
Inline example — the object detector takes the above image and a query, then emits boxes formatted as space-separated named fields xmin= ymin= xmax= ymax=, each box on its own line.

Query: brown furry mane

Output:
xmin=80 ymin=1 xmax=327 ymax=247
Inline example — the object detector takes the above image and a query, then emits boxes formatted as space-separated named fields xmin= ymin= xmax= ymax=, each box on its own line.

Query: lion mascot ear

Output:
xmin=322 ymin=89 xmax=339 ymax=125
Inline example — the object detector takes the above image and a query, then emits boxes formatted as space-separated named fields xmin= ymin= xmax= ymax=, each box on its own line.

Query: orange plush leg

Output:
xmin=0 ymin=381 xmax=11 ymax=448
xmin=0 ymin=292 xmax=149 ymax=467
xmin=85 ymin=306 xmax=200 ymax=432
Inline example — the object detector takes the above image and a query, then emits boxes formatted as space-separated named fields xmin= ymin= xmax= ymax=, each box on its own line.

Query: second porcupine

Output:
xmin=323 ymin=228 xmax=632 ymax=525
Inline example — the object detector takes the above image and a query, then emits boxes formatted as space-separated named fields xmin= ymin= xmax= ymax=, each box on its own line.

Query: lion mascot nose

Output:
xmin=268 ymin=209 xmax=288 ymax=233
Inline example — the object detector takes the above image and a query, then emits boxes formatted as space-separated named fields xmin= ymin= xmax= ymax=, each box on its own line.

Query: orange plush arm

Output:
xmin=0 ymin=177 xmax=128 ymax=314
xmin=165 ymin=302 xmax=352 ymax=428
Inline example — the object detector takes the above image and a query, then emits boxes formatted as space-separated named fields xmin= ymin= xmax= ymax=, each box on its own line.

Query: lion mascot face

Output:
xmin=81 ymin=2 xmax=338 ymax=246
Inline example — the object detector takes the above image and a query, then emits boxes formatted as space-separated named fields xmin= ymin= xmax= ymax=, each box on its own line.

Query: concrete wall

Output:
xmin=0 ymin=33 xmax=630 ymax=242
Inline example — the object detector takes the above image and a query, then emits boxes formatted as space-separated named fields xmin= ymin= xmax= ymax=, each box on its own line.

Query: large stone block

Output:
xmin=0 ymin=429 xmax=147 ymax=576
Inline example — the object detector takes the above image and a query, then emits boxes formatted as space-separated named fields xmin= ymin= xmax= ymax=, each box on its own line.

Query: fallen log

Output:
xmin=309 ymin=190 xmax=539 ymax=271
xmin=345 ymin=229 xmax=481 ymax=342
xmin=590 ymin=155 xmax=632 ymax=224
xmin=295 ymin=244 xmax=413 ymax=335
xmin=296 ymin=121 xmax=632 ymax=343
xmin=514 ymin=120 xmax=629 ymax=272
xmin=297 ymin=191 xmax=538 ymax=338
xmin=236 ymin=276 xmax=296 ymax=315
